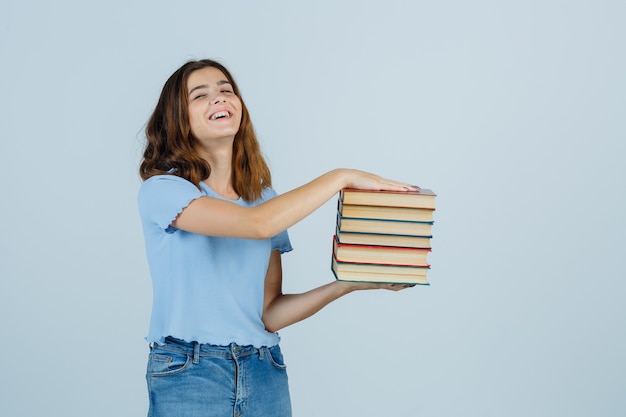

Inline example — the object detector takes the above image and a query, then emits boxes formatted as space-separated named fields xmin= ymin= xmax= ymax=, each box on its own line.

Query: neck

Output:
xmin=197 ymin=143 xmax=239 ymax=200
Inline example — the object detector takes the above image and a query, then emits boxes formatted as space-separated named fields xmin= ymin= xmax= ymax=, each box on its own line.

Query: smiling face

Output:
xmin=187 ymin=66 xmax=243 ymax=147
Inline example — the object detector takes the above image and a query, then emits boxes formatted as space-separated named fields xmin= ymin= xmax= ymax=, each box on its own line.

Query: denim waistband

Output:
xmin=155 ymin=336 xmax=262 ymax=359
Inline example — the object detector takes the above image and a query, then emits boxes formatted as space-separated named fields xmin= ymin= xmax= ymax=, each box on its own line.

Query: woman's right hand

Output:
xmin=338 ymin=168 xmax=420 ymax=193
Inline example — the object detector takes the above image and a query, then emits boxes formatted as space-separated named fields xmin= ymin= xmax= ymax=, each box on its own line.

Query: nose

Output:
xmin=212 ymin=95 xmax=226 ymax=105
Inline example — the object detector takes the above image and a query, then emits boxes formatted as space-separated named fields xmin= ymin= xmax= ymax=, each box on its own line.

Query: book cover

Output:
xmin=339 ymin=188 xmax=436 ymax=209
xmin=332 ymin=235 xmax=431 ymax=266
xmin=338 ymin=199 xmax=435 ymax=222
xmin=337 ymin=215 xmax=433 ymax=237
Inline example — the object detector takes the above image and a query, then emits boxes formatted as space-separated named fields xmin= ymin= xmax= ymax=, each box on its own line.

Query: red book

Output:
xmin=332 ymin=235 xmax=430 ymax=267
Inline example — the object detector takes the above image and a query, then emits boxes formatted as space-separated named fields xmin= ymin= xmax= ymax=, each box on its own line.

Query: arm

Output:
xmin=262 ymin=250 xmax=412 ymax=333
xmin=173 ymin=168 xmax=418 ymax=239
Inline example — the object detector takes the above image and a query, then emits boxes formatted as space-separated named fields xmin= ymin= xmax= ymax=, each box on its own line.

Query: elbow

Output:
xmin=249 ymin=220 xmax=274 ymax=240
xmin=264 ymin=324 xmax=280 ymax=334
xmin=248 ymin=209 xmax=278 ymax=240
xmin=262 ymin=297 xmax=284 ymax=333
xmin=262 ymin=316 xmax=282 ymax=334
xmin=257 ymin=224 xmax=276 ymax=240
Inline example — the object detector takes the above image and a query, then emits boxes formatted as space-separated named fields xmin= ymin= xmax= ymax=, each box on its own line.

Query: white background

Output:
xmin=1 ymin=1 xmax=624 ymax=416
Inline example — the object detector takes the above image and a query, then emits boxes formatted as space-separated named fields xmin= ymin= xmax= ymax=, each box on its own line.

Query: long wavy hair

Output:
xmin=140 ymin=59 xmax=271 ymax=202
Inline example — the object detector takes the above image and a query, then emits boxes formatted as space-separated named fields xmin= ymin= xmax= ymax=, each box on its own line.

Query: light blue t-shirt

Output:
xmin=137 ymin=175 xmax=292 ymax=348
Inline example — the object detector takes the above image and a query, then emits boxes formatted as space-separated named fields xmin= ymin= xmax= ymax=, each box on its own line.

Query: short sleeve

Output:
xmin=271 ymin=229 xmax=293 ymax=254
xmin=138 ymin=175 xmax=203 ymax=231
xmin=263 ymin=188 xmax=294 ymax=254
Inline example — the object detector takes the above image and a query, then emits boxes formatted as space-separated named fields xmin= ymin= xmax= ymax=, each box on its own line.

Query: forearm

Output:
xmin=262 ymin=280 xmax=356 ymax=333
xmin=254 ymin=169 xmax=348 ymax=238
xmin=256 ymin=167 xmax=416 ymax=238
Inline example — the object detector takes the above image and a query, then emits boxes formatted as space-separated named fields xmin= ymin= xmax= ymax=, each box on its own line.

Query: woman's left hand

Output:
xmin=335 ymin=280 xmax=417 ymax=292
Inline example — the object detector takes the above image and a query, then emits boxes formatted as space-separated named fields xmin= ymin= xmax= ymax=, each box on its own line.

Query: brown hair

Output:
xmin=139 ymin=59 xmax=271 ymax=202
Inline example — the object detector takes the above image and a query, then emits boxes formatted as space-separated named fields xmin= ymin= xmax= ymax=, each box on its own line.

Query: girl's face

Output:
xmin=187 ymin=67 xmax=243 ymax=146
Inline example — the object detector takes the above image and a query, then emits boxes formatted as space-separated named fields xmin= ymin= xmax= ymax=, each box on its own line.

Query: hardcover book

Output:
xmin=337 ymin=215 xmax=433 ymax=237
xmin=332 ymin=236 xmax=430 ymax=266
xmin=338 ymin=199 xmax=435 ymax=222
xmin=340 ymin=188 xmax=436 ymax=210
xmin=335 ymin=226 xmax=432 ymax=249
xmin=331 ymin=254 xmax=430 ymax=285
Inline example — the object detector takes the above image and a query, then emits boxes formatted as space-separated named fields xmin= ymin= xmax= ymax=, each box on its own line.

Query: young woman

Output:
xmin=138 ymin=59 xmax=419 ymax=417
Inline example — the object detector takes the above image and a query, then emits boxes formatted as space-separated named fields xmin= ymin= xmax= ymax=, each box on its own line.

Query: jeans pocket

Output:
xmin=147 ymin=349 xmax=191 ymax=377
xmin=266 ymin=345 xmax=287 ymax=371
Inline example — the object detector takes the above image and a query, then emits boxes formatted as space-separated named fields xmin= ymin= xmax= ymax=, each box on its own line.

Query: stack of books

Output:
xmin=331 ymin=187 xmax=437 ymax=285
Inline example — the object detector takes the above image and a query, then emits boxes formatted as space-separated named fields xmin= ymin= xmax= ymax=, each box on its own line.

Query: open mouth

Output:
xmin=209 ymin=111 xmax=231 ymax=121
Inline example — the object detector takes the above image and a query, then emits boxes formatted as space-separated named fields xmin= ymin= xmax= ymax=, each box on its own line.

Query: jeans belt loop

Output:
xmin=193 ymin=341 xmax=200 ymax=364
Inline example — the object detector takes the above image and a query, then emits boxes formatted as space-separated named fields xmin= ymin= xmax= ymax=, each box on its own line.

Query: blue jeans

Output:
xmin=146 ymin=337 xmax=292 ymax=417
